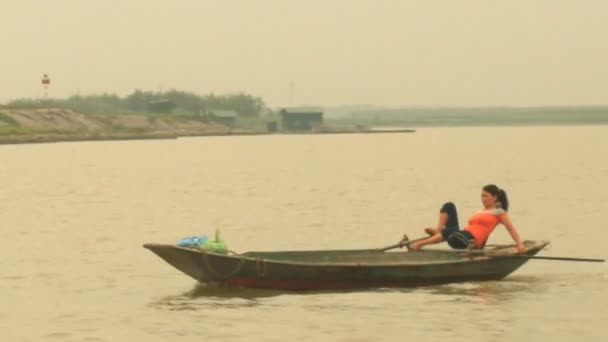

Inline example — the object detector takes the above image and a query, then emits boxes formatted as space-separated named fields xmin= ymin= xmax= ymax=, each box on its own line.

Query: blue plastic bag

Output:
xmin=176 ymin=235 xmax=208 ymax=247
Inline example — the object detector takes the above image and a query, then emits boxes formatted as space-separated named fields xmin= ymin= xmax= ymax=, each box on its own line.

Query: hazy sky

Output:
xmin=1 ymin=0 xmax=606 ymax=106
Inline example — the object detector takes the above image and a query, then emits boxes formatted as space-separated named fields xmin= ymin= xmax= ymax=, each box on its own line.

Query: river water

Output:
xmin=1 ymin=126 xmax=607 ymax=341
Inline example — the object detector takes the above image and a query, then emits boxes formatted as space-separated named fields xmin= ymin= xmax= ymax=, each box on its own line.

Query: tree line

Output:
xmin=1 ymin=90 xmax=267 ymax=117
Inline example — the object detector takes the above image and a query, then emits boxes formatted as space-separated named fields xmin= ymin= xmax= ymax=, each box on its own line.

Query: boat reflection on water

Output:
xmin=422 ymin=275 xmax=550 ymax=305
xmin=150 ymin=274 xmax=551 ymax=311
xmin=149 ymin=282 xmax=284 ymax=311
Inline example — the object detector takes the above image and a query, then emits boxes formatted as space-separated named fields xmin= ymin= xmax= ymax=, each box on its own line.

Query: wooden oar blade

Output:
xmin=516 ymin=255 xmax=605 ymax=262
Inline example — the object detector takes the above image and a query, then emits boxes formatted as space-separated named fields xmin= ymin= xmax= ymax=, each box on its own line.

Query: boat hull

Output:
xmin=143 ymin=241 xmax=548 ymax=290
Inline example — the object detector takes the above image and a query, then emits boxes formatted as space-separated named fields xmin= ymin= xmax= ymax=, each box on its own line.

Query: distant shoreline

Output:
xmin=0 ymin=108 xmax=419 ymax=145
xmin=0 ymin=128 xmax=418 ymax=145
xmin=3 ymin=104 xmax=608 ymax=145
xmin=325 ymin=106 xmax=608 ymax=128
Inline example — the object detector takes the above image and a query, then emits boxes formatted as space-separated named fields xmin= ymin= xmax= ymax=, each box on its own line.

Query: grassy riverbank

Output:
xmin=0 ymin=90 xmax=275 ymax=144
xmin=0 ymin=108 xmax=270 ymax=145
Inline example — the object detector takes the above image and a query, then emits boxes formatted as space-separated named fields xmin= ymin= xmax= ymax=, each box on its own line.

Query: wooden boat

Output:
xmin=143 ymin=240 xmax=550 ymax=290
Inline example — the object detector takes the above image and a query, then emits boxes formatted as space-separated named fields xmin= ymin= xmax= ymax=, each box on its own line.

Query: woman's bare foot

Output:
xmin=409 ymin=241 xmax=422 ymax=251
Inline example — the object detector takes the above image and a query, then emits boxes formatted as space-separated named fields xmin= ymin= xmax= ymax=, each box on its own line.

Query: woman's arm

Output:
xmin=500 ymin=214 xmax=527 ymax=253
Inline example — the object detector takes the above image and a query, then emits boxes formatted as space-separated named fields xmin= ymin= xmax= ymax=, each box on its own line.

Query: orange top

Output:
xmin=465 ymin=209 xmax=507 ymax=248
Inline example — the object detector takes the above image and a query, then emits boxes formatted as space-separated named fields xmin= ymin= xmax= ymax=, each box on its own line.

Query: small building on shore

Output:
xmin=209 ymin=109 xmax=238 ymax=128
xmin=279 ymin=107 xmax=323 ymax=131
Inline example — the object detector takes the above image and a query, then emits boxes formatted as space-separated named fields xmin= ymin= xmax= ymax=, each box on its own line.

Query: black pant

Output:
xmin=439 ymin=202 xmax=475 ymax=249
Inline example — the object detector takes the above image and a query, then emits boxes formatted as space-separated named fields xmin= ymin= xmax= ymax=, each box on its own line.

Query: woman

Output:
xmin=408 ymin=184 xmax=527 ymax=253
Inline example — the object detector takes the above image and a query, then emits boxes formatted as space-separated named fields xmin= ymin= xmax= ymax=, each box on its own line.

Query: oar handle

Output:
xmin=380 ymin=235 xmax=427 ymax=252
xmin=379 ymin=243 xmax=406 ymax=251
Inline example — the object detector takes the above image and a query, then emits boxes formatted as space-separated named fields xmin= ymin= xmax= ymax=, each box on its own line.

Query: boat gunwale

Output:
xmin=142 ymin=240 xmax=549 ymax=268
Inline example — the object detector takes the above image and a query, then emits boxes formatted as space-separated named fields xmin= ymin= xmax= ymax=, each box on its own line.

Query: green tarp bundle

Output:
xmin=200 ymin=229 xmax=228 ymax=254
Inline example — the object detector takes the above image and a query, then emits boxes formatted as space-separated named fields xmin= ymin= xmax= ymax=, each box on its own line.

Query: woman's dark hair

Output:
xmin=483 ymin=184 xmax=509 ymax=211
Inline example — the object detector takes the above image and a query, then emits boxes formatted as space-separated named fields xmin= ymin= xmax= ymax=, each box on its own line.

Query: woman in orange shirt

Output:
xmin=408 ymin=184 xmax=527 ymax=253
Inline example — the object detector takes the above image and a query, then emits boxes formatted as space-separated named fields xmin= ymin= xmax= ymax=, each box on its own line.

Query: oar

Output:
xmin=457 ymin=249 xmax=605 ymax=262
xmin=379 ymin=234 xmax=427 ymax=252
xmin=503 ymin=255 xmax=605 ymax=262
xmin=381 ymin=236 xmax=606 ymax=262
